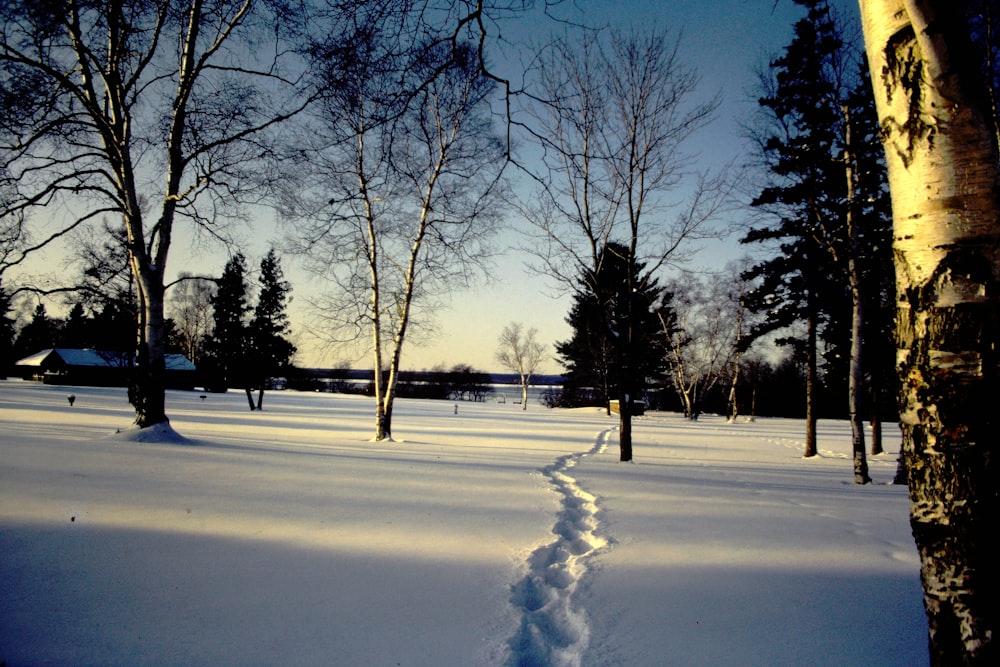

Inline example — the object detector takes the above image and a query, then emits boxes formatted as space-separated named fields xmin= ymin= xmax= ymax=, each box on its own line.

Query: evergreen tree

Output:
xmin=204 ymin=254 xmax=251 ymax=397
xmin=0 ymin=283 xmax=14 ymax=375
xmin=742 ymin=0 xmax=891 ymax=476
xmin=13 ymin=303 xmax=57 ymax=359
xmin=90 ymin=301 xmax=138 ymax=356
xmin=743 ymin=0 xmax=845 ymax=458
xmin=556 ymin=242 xmax=671 ymax=410
xmin=59 ymin=303 xmax=92 ymax=349
xmin=246 ymin=249 xmax=295 ymax=410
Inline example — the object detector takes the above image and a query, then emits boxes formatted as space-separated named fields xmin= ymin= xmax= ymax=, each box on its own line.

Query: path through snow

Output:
xmin=505 ymin=428 xmax=615 ymax=666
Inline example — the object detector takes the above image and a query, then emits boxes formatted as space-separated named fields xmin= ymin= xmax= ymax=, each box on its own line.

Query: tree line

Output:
xmin=1 ymin=248 xmax=295 ymax=411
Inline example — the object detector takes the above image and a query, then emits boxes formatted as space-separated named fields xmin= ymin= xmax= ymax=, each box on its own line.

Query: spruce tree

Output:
xmin=204 ymin=254 xmax=251 ymax=398
xmin=556 ymin=242 xmax=670 ymax=411
xmin=13 ymin=303 xmax=57 ymax=359
xmin=0 ymin=283 xmax=14 ymax=375
xmin=743 ymin=0 xmax=845 ymax=458
xmin=246 ymin=249 xmax=295 ymax=410
xmin=743 ymin=0 xmax=891 ymax=475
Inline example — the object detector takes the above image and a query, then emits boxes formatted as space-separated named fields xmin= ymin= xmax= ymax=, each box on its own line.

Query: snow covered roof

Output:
xmin=165 ymin=354 xmax=196 ymax=372
xmin=14 ymin=348 xmax=195 ymax=371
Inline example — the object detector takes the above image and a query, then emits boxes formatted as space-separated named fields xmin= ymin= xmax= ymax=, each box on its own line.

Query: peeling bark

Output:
xmin=859 ymin=0 xmax=1000 ymax=661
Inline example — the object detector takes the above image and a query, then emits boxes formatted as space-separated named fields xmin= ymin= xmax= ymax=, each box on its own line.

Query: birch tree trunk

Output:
xmin=129 ymin=266 xmax=168 ymax=427
xmin=859 ymin=1 xmax=1000 ymax=662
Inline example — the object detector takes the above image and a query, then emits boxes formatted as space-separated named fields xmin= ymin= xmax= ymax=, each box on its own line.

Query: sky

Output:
xmin=0 ymin=381 xmax=927 ymax=665
xmin=296 ymin=0 xmax=846 ymax=374
xmin=8 ymin=1 xmax=862 ymax=375
xmin=282 ymin=0 xmax=825 ymax=373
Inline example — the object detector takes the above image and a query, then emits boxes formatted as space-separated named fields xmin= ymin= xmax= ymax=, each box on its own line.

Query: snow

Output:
xmin=1 ymin=380 xmax=927 ymax=666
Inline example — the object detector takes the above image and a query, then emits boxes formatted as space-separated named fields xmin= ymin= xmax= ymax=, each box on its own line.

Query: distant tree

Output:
xmin=664 ymin=273 xmax=745 ymax=421
xmin=167 ymin=275 xmax=216 ymax=370
xmin=13 ymin=302 xmax=56 ymax=359
xmin=0 ymin=282 xmax=14 ymax=374
xmin=246 ymin=249 xmax=296 ymax=410
xmin=204 ymin=254 xmax=251 ymax=402
xmin=90 ymin=301 xmax=138 ymax=359
xmin=446 ymin=364 xmax=494 ymax=402
xmin=733 ymin=354 xmax=774 ymax=421
xmin=58 ymin=303 xmax=91 ymax=349
xmin=495 ymin=322 xmax=547 ymax=410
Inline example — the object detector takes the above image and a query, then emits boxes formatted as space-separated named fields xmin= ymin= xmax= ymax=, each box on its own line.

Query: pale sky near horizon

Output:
xmin=10 ymin=1 xmax=860 ymax=375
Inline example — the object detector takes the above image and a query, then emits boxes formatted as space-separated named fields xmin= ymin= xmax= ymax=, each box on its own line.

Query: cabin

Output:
xmin=13 ymin=348 xmax=197 ymax=390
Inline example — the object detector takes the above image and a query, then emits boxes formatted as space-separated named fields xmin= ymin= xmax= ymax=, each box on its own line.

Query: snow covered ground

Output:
xmin=1 ymin=380 xmax=927 ymax=666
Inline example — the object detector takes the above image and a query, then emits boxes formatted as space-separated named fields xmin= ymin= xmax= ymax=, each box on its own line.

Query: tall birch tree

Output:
xmin=858 ymin=0 xmax=1000 ymax=662
xmin=284 ymin=17 xmax=506 ymax=440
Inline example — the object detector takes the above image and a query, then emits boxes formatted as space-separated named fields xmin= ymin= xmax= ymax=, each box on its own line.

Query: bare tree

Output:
xmin=0 ymin=0 xmax=312 ymax=428
xmin=282 ymin=14 xmax=507 ymax=440
xmin=168 ymin=274 xmax=216 ymax=369
xmin=662 ymin=273 xmax=743 ymax=421
xmin=520 ymin=27 xmax=725 ymax=460
xmin=858 ymin=1 xmax=1000 ymax=662
xmin=495 ymin=322 xmax=547 ymax=410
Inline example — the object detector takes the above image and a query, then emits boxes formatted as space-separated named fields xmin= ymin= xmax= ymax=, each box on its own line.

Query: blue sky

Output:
xmin=385 ymin=0 xmax=845 ymax=374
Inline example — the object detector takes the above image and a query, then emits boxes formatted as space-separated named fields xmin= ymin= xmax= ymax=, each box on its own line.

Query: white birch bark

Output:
xmin=858 ymin=1 xmax=1000 ymax=661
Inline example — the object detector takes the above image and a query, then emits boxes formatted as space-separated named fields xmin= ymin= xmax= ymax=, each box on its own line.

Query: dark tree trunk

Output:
xmin=618 ymin=385 xmax=633 ymax=462
xmin=804 ymin=306 xmax=818 ymax=458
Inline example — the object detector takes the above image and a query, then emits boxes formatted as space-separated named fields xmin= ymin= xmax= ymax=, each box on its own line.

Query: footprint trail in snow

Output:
xmin=506 ymin=428 xmax=614 ymax=667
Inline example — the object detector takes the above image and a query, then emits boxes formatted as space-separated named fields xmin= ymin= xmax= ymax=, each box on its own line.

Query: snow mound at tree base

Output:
xmin=108 ymin=421 xmax=192 ymax=444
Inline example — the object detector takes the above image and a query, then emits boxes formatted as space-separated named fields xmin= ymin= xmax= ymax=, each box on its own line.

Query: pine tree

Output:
xmin=246 ymin=249 xmax=295 ymax=410
xmin=743 ymin=0 xmax=891 ymax=478
xmin=556 ymin=242 xmax=670 ymax=411
xmin=13 ymin=303 xmax=57 ymax=359
xmin=743 ymin=0 xmax=846 ymax=458
xmin=0 ymin=283 xmax=15 ymax=376
xmin=204 ymin=254 xmax=251 ymax=398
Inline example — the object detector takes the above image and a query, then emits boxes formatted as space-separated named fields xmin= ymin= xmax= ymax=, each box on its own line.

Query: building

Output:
xmin=13 ymin=348 xmax=197 ymax=390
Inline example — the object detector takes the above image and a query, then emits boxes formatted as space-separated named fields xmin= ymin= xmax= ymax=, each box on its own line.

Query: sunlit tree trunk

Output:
xmin=859 ymin=0 xmax=1000 ymax=662
xmin=726 ymin=297 xmax=744 ymax=423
